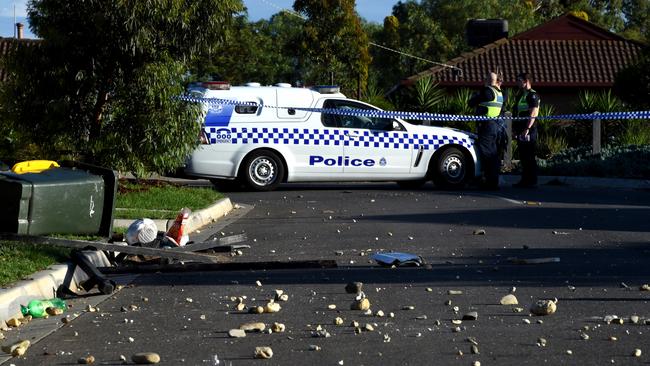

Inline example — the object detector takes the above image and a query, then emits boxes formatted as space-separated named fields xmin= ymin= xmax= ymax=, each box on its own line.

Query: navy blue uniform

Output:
xmin=469 ymin=86 xmax=503 ymax=189
xmin=513 ymin=89 xmax=541 ymax=187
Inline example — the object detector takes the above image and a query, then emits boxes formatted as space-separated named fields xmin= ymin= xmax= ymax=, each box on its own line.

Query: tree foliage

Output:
xmin=192 ymin=12 xmax=305 ymax=86
xmin=0 ymin=0 xmax=243 ymax=175
xmin=614 ymin=47 xmax=650 ymax=110
xmin=293 ymin=0 xmax=371 ymax=95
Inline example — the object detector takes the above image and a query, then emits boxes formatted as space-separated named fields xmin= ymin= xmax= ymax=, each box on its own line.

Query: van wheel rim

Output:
xmin=249 ymin=157 xmax=276 ymax=186
xmin=443 ymin=156 xmax=463 ymax=181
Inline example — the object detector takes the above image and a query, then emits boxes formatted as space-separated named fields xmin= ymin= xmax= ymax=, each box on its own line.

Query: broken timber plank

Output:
xmin=176 ymin=233 xmax=248 ymax=252
xmin=0 ymin=233 xmax=219 ymax=263
xmin=97 ymin=260 xmax=339 ymax=274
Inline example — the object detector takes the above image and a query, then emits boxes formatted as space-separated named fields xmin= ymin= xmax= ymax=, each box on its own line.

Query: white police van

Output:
xmin=184 ymin=82 xmax=480 ymax=191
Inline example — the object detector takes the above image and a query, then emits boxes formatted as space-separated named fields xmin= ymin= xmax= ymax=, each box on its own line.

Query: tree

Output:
xmin=621 ymin=0 xmax=649 ymax=42
xmin=614 ymin=47 xmax=650 ymax=110
xmin=0 ymin=0 xmax=243 ymax=175
xmin=420 ymin=0 xmax=539 ymax=55
xmin=390 ymin=1 xmax=454 ymax=75
xmin=293 ymin=0 xmax=371 ymax=95
xmin=197 ymin=12 xmax=305 ymax=86
xmin=369 ymin=15 xmax=402 ymax=91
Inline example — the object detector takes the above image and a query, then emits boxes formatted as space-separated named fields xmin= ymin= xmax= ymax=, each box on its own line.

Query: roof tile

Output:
xmin=405 ymin=39 xmax=642 ymax=88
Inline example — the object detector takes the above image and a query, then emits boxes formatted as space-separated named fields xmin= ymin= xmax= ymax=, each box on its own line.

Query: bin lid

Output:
xmin=12 ymin=160 xmax=60 ymax=174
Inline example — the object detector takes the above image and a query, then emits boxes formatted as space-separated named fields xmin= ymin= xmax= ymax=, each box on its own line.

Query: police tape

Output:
xmin=176 ymin=95 xmax=650 ymax=122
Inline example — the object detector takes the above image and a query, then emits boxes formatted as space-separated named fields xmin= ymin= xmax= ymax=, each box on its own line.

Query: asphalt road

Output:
xmin=5 ymin=182 xmax=650 ymax=366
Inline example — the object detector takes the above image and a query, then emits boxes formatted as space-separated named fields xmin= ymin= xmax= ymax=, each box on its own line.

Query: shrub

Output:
xmin=536 ymin=105 xmax=568 ymax=158
xmin=612 ymin=120 xmax=650 ymax=147
xmin=538 ymin=144 xmax=650 ymax=178
xmin=361 ymin=79 xmax=395 ymax=111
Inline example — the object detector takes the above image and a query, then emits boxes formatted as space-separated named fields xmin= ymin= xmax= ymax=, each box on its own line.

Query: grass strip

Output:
xmin=115 ymin=181 xmax=223 ymax=219
xmin=0 ymin=241 xmax=72 ymax=287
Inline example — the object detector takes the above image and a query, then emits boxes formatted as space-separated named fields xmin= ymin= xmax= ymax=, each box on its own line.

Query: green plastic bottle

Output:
xmin=20 ymin=298 xmax=66 ymax=318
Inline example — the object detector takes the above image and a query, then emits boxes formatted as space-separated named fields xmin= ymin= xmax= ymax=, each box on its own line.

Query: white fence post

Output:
xmin=504 ymin=111 xmax=513 ymax=170
xmin=592 ymin=111 xmax=601 ymax=155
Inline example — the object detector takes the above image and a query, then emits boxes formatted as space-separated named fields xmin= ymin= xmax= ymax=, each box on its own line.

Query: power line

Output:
xmin=369 ymin=42 xmax=461 ymax=71
xmin=252 ymin=0 xmax=461 ymax=71
xmin=255 ymin=0 xmax=305 ymax=20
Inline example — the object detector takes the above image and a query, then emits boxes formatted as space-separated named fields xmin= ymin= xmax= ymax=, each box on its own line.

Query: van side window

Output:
xmin=235 ymin=104 xmax=258 ymax=114
xmin=320 ymin=100 xmax=402 ymax=131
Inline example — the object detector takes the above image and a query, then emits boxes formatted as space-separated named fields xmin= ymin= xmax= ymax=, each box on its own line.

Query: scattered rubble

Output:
xmin=312 ymin=326 xmax=331 ymax=338
xmin=351 ymin=298 xmax=370 ymax=311
xmin=47 ymin=307 xmax=64 ymax=316
xmin=250 ymin=306 xmax=265 ymax=314
xmin=131 ymin=352 xmax=161 ymax=364
xmin=5 ymin=318 xmax=21 ymax=327
xmin=271 ymin=322 xmax=286 ymax=333
xmin=228 ymin=329 xmax=246 ymax=338
xmin=240 ymin=322 xmax=266 ymax=332
xmin=2 ymin=339 xmax=30 ymax=357
xmin=500 ymin=294 xmax=519 ymax=305
xmin=530 ymin=299 xmax=558 ymax=316
xmin=77 ymin=355 xmax=95 ymax=364
xmin=264 ymin=301 xmax=281 ymax=313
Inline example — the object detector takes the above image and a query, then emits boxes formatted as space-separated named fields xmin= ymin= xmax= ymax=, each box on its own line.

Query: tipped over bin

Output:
xmin=0 ymin=160 xmax=117 ymax=237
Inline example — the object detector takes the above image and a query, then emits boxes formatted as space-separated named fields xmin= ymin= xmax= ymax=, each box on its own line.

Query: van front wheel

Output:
xmin=241 ymin=150 xmax=284 ymax=191
xmin=432 ymin=147 xmax=469 ymax=189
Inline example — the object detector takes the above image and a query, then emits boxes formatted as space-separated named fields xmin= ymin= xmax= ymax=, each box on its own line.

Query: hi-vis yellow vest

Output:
xmin=479 ymin=86 xmax=503 ymax=118
xmin=516 ymin=88 xmax=539 ymax=117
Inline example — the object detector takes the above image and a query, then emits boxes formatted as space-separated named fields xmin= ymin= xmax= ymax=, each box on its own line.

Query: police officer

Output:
xmin=469 ymin=71 xmax=503 ymax=190
xmin=513 ymin=72 xmax=540 ymax=188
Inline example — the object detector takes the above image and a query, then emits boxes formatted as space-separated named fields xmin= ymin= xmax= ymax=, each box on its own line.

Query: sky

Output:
xmin=0 ymin=0 xmax=397 ymax=39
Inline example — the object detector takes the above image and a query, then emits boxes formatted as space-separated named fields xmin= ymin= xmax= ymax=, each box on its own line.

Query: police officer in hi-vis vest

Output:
xmin=512 ymin=72 xmax=540 ymax=188
xmin=469 ymin=71 xmax=504 ymax=190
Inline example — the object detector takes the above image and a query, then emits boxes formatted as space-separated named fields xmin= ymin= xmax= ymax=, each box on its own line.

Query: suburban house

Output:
xmin=399 ymin=14 xmax=644 ymax=113
xmin=0 ymin=24 xmax=39 ymax=82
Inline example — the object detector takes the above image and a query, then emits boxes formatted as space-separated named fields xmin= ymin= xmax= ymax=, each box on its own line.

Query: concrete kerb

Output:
xmin=112 ymin=197 xmax=234 ymax=233
xmin=0 ymin=251 xmax=111 ymax=328
xmin=501 ymin=174 xmax=650 ymax=190
xmin=0 ymin=197 xmax=235 ymax=328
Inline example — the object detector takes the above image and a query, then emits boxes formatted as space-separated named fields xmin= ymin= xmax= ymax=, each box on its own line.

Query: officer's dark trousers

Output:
xmin=478 ymin=120 xmax=500 ymax=188
xmin=517 ymin=139 xmax=538 ymax=185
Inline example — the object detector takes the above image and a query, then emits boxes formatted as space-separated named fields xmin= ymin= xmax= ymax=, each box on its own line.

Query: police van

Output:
xmin=184 ymin=82 xmax=480 ymax=191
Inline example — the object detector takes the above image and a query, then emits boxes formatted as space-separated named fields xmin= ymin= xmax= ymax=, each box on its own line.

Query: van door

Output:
xmin=321 ymin=100 xmax=413 ymax=177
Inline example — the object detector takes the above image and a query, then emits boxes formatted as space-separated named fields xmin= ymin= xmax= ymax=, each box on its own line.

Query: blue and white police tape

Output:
xmin=175 ymin=95 xmax=650 ymax=122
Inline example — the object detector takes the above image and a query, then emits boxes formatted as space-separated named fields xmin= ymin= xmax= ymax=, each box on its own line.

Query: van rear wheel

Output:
xmin=241 ymin=150 xmax=284 ymax=191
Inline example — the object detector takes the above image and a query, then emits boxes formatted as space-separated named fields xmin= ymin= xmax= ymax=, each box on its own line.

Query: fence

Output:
xmin=502 ymin=111 xmax=604 ymax=168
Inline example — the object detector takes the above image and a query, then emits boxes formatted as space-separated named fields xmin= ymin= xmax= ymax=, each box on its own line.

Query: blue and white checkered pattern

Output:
xmin=204 ymin=127 xmax=473 ymax=150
